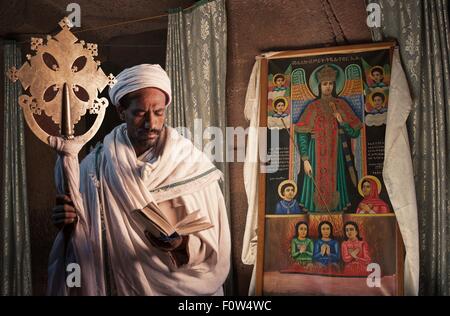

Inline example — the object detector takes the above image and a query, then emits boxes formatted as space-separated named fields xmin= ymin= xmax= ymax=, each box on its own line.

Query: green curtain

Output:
xmin=368 ymin=0 xmax=450 ymax=295
xmin=165 ymin=0 xmax=233 ymax=294
xmin=1 ymin=41 xmax=32 ymax=295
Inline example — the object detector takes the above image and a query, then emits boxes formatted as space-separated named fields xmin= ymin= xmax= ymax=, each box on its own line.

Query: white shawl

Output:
xmin=47 ymin=124 xmax=231 ymax=295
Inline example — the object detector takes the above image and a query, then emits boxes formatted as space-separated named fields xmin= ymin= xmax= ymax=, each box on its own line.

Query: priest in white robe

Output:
xmin=47 ymin=64 xmax=231 ymax=296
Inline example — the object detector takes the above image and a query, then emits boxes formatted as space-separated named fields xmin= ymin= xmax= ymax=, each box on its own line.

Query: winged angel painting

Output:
xmin=290 ymin=63 xmax=365 ymax=213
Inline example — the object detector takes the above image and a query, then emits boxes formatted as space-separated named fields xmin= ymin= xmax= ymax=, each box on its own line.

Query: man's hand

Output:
xmin=145 ymin=232 xmax=189 ymax=267
xmin=52 ymin=194 xmax=77 ymax=230
xmin=145 ymin=231 xmax=184 ymax=252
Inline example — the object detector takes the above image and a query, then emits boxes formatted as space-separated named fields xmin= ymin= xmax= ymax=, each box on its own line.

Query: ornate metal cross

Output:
xmin=7 ymin=17 xmax=116 ymax=144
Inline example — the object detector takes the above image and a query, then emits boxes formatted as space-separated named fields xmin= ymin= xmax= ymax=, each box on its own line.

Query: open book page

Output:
xmin=174 ymin=210 xmax=214 ymax=235
xmin=131 ymin=202 xmax=214 ymax=238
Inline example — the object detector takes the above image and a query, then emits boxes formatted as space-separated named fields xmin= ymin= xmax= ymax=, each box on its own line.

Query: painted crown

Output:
xmin=317 ymin=65 xmax=337 ymax=82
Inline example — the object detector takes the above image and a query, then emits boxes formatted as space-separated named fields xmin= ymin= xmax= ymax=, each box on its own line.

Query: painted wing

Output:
xmin=340 ymin=64 xmax=364 ymax=119
xmin=290 ymin=67 xmax=315 ymax=124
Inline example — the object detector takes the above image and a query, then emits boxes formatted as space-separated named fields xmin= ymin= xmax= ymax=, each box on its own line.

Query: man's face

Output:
xmin=118 ymin=87 xmax=166 ymax=153
xmin=373 ymin=96 xmax=384 ymax=109
xmin=372 ymin=71 xmax=383 ymax=83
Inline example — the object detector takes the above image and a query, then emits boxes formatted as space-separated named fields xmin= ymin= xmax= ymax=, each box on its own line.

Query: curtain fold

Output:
xmin=165 ymin=0 xmax=233 ymax=294
xmin=1 ymin=41 xmax=32 ymax=295
xmin=368 ymin=0 xmax=450 ymax=295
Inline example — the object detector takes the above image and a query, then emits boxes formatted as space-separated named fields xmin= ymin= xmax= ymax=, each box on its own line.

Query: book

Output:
xmin=131 ymin=201 xmax=214 ymax=238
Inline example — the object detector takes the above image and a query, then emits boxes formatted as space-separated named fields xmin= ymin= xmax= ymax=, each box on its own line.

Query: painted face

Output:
xmin=298 ymin=224 xmax=308 ymax=239
xmin=362 ymin=181 xmax=372 ymax=197
xmin=275 ymin=77 xmax=285 ymax=87
xmin=118 ymin=87 xmax=166 ymax=154
xmin=321 ymin=224 xmax=331 ymax=239
xmin=283 ymin=186 xmax=295 ymax=200
xmin=320 ymin=81 xmax=334 ymax=97
xmin=372 ymin=71 xmax=383 ymax=83
xmin=275 ymin=101 xmax=286 ymax=113
xmin=345 ymin=224 xmax=358 ymax=240
xmin=373 ymin=96 xmax=384 ymax=109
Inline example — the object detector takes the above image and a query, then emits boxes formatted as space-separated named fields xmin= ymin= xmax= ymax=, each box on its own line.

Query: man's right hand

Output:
xmin=52 ymin=194 xmax=77 ymax=230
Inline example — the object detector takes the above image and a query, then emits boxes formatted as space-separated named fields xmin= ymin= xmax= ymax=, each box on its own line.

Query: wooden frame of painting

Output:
xmin=255 ymin=42 xmax=405 ymax=296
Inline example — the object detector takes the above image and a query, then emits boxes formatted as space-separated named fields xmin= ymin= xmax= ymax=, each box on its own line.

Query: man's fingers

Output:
xmin=53 ymin=218 xmax=77 ymax=225
xmin=52 ymin=212 xmax=77 ymax=219
xmin=53 ymin=204 xmax=76 ymax=213
xmin=55 ymin=194 xmax=74 ymax=206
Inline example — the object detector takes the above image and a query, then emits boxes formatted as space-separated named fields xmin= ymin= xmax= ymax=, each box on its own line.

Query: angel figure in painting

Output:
xmin=290 ymin=221 xmax=313 ymax=266
xmin=356 ymin=175 xmax=391 ymax=214
xmin=272 ymin=97 xmax=289 ymax=118
xmin=369 ymin=66 xmax=386 ymax=88
xmin=341 ymin=221 xmax=371 ymax=276
xmin=272 ymin=73 xmax=288 ymax=96
xmin=294 ymin=64 xmax=363 ymax=212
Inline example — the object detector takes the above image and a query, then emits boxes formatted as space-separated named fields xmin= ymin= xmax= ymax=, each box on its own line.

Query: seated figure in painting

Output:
xmin=341 ymin=221 xmax=371 ymax=276
xmin=275 ymin=180 xmax=305 ymax=214
xmin=313 ymin=221 xmax=340 ymax=268
xmin=356 ymin=175 xmax=391 ymax=214
xmin=290 ymin=221 xmax=313 ymax=266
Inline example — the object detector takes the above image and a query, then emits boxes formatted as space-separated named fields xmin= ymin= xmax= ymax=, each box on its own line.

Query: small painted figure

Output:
xmin=341 ymin=221 xmax=371 ymax=276
xmin=272 ymin=97 xmax=289 ymax=118
xmin=313 ymin=221 xmax=340 ymax=267
xmin=369 ymin=66 xmax=386 ymax=88
xmin=356 ymin=176 xmax=391 ymax=214
xmin=275 ymin=180 xmax=305 ymax=214
xmin=290 ymin=221 xmax=314 ymax=265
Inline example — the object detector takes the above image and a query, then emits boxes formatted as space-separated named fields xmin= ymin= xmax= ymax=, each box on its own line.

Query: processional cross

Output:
xmin=6 ymin=17 xmax=116 ymax=232
xmin=7 ymin=16 xmax=116 ymax=144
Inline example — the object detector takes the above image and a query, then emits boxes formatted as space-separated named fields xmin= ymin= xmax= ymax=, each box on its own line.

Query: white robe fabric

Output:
xmin=47 ymin=124 xmax=231 ymax=295
xmin=241 ymin=49 xmax=419 ymax=296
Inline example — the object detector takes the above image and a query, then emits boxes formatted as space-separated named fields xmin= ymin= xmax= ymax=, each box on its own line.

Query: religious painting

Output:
xmin=257 ymin=42 xmax=404 ymax=296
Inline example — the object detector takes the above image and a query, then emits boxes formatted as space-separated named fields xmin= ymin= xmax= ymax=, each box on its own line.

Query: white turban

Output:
xmin=108 ymin=64 xmax=172 ymax=107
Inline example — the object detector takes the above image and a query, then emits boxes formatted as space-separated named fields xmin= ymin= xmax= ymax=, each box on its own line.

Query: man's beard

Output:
xmin=134 ymin=127 xmax=163 ymax=148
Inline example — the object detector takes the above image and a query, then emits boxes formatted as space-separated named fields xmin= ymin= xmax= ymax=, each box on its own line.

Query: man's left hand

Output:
xmin=145 ymin=231 xmax=185 ymax=252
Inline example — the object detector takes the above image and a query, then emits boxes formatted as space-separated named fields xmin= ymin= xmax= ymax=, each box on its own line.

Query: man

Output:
xmin=49 ymin=64 xmax=231 ymax=296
